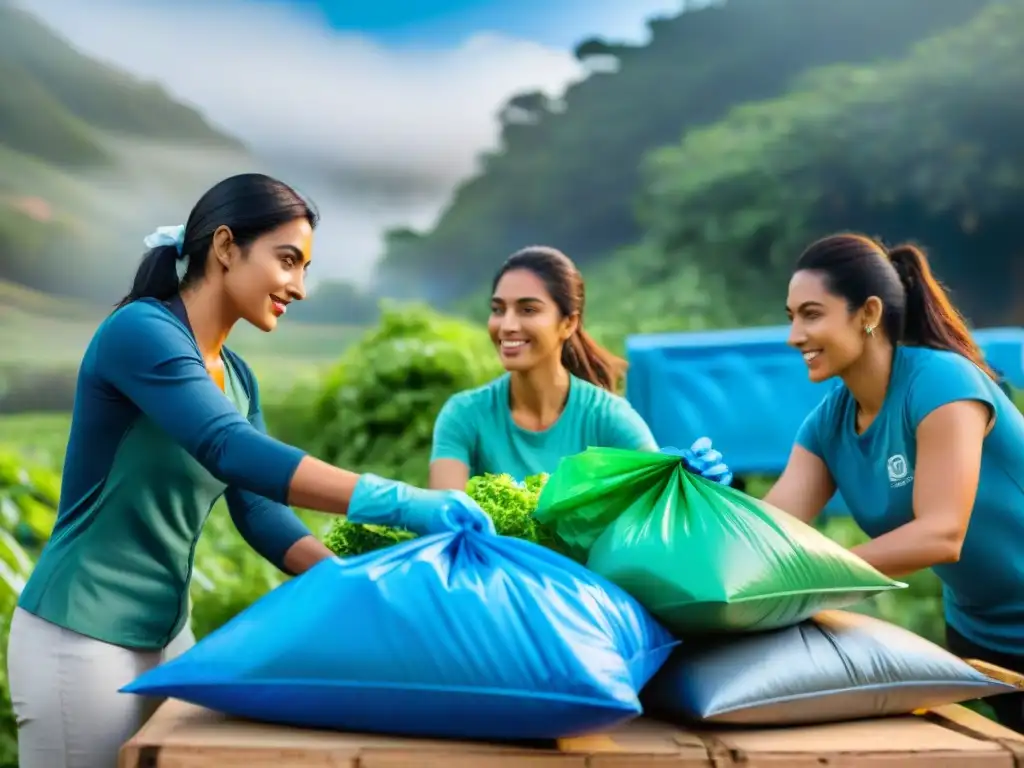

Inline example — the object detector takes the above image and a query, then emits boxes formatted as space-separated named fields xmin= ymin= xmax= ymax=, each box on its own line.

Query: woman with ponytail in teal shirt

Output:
xmin=429 ymin=246 xmax=732 ymax=490
xmin=765 ymin=233 xmax=1024 ymax=733
xmin=6 ymin=174 xmax=493 ymax=768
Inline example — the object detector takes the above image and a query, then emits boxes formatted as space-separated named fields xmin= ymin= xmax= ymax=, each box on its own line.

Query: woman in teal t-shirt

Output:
xmin=429 ymin=246 xmax=732 ymax=489
xmin=765 ymin=232 xmax=1024 ymax=732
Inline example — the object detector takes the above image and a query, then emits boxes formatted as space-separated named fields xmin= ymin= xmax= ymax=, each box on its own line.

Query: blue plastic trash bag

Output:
xmin=640 ymin=610 xmax=1018 ymax=726
xmin=123 ymin=529 xmax=677 ymax=740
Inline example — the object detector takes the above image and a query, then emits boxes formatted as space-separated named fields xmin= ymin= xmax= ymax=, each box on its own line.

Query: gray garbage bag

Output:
xmin=641 ymin=610 xmax=1018 ymax=726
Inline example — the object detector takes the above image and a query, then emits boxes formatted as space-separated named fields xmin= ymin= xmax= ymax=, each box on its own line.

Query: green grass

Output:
xmin=0 ymin=411 xmax=71 ymax=466
xmin=0 ymin=281 xmax=103 ymax=365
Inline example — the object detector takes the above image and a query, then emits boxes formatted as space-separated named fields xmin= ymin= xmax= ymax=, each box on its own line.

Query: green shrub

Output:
xmin=301 ymin=302 xmax=502 ymax=486
xmin=188 ymin=501 xmax=296 ymax=640
xmin=0 ymin=450 xmax=60 ymax=768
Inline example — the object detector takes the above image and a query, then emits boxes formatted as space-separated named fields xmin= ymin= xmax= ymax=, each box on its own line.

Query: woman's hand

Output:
xmin=347 ymin=474 xmax=496 ymax=535
xmin=407 ymin=489 xmax=496 ymax=536
xmin=661 ymin=437 xmax=733 ymax=486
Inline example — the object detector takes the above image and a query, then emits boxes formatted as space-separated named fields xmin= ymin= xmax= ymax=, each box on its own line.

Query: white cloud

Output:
xmin=15 ymin=0 xmax=676 ymax=285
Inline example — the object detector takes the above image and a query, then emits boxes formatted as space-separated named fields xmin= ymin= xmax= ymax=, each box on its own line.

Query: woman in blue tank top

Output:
xmin=763 ymin=232 xmax=1024 ymax=732
xmin=5 ymin=173 xmax=494 ymax=768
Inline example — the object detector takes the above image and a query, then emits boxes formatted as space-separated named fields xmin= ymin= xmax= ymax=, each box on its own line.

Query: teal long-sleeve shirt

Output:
xmin=18 ymin=297 xmax=312 ymax=650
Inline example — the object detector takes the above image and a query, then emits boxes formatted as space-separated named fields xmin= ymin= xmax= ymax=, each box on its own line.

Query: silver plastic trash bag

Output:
xmin=641 ymin=610 xmax=1018 ymax=726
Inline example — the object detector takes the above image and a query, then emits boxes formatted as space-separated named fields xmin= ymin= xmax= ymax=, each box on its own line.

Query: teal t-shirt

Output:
xmin=796 ymin=345 xmax=1024 ymax=655
xmin=431 ymin=374 xmax=657 ymax=481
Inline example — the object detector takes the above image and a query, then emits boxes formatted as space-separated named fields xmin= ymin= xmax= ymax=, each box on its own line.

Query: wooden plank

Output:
xmin=119 ymin=699 xmax=1020 ymax=768
xmin=925 ymin=704 xmax=1024 ymax=768
xmin=964 ymin=659 xmax=1024 ymax=690
xmin=562 ymin=718 xmax=712 ymax=768
xmin=693 ymin=712 xmax=1013 ymax=768
xmin=118 ymin=701 xmax=601 ymax=768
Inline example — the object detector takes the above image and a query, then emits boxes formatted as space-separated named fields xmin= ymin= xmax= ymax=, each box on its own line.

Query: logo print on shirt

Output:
xmin=887 ymin=453 xmax=913 ymax=488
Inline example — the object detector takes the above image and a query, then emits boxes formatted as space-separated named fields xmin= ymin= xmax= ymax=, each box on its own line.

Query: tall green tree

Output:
xmin=636 ymin=0 xmax=1024 ymax=328
xmin=372 ymin=0 xmax=995 ymax=306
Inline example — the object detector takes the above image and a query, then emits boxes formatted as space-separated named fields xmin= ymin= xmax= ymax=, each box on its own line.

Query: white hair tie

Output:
xmin=143 ymin=224 xmax=188 ymax=282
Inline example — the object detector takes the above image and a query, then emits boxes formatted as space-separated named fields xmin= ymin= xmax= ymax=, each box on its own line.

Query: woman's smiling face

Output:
xmin=487 ymin=268 xmax=576 ymax=372
xmin=219 ymin=217 xmax=313 ymax=332
xmin=786 ymin=268 xmax=874 ymax=383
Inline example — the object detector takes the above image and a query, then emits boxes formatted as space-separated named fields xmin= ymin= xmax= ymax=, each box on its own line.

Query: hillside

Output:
xmin=0 ymin=3 xmax=242 ymax=167
xmin=0 ymin=6 xmax=252 ymax=303
xmin=371 ymin=0 xmax=996 ymax=306
xmin=0 ymin=279 xmax=358 ymax=364
xmin=0 ymin=279 xmax=358 ymax=414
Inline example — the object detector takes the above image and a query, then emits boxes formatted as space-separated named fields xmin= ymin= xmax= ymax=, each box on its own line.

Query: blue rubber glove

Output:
xmin=660 ymin=437 xmax=734 ymax=486
xmin=347 ymin=474 xmax=497 ymax=536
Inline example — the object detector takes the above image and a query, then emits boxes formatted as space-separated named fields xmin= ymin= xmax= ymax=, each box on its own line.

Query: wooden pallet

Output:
xmin=120 ymin=699 xmax=1024 ymax=768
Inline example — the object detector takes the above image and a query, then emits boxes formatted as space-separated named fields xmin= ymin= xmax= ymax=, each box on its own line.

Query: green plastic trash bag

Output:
xmin=534 ymin=448 xmax=905 ymax=634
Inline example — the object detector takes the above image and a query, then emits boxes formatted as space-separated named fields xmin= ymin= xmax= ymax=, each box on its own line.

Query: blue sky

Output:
xmin=252 ymin=0 xmax=685 ymax=48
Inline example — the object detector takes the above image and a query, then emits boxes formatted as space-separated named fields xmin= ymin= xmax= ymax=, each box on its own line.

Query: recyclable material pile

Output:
xmin=123 ymin=449 xmax=1018 ymax=741
xmin=323 ymin=471 xmax=572 ymax=558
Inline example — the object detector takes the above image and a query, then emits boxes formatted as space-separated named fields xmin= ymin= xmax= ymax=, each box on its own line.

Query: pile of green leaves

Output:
xmin=324 ymin=473 xmax=571 ymax=558
xmin=323 ymin=520 xmax=417 ymax=557
xmin=298 ymin=302 xmax=503 ymax=488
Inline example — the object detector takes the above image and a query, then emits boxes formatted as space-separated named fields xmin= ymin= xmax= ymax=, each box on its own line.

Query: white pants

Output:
xmin=6 ymin=607 xmax=195 ymax=768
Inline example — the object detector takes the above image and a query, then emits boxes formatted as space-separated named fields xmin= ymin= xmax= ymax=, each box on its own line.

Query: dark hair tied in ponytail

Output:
xmin=117 ymin=243 xmax=184 ymax=309
xmin=886 ymin=243 xmax=995 ymax=379
xmin=561 ymin=326 xmax=622 ymax=391
xmin=794 ymin=233 xmax=997 ymax=381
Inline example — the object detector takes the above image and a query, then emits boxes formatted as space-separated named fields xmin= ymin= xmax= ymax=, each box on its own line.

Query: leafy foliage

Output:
xmin=0 ymin=451 xmax=58 ymax=595
xmin=301 ymin=303 xmax=503 ymax=487
xmin=324 ymin=472 xmax=571 ymax=559
xmin=324 ymin=520 xmax=416 ymax=557
xmin=633 ymin=0 xmax=1024 ymax=328
xmin=0 ymin=450 xmax=60 ymax=768
xmin=372 ymin=0 xmax=995 ymax=306
xmin=466 ymin=472 xmax=565 ymax=552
